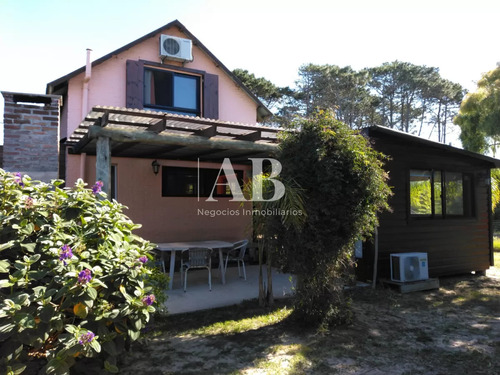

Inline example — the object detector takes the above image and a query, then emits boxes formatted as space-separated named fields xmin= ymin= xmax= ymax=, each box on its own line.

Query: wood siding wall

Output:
xmin=357 ymin=133 xmax=493 ymax=280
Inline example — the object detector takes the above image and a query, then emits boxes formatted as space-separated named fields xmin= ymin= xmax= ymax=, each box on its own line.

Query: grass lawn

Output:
xmin=492 ymin=235 xmax=500 ymax=268
xmin=118 ymin=273 xmax=499 ymax=374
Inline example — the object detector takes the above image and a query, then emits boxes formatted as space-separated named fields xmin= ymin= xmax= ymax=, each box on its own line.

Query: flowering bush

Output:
xmin=0 ymin=170 xmax=166 ymax=374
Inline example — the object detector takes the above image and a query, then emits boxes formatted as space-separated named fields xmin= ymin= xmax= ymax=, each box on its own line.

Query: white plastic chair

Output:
xmin=224 ymin=240 xmax=249 ymax=280
xmin=180 ymin=247 xmax=212 ymax=292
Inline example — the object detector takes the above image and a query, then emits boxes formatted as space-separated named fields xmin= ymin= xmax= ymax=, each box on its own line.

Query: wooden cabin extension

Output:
xmin=357 ymin=126 xmax=500 ymax=281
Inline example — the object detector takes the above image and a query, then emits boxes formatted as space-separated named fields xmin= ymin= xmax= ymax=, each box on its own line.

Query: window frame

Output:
xmin=161 ymin=166 xmax=244 ymax=198
xmin=409 ymin=168 xmax=474 ymax=219
xmin=143 ymin=66 xmax=201 ymax=116
xmin=126 ymin=59 xmax=219 ymax=119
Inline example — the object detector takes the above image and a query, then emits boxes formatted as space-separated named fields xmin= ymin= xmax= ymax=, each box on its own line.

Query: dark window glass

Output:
xmin=144 ymin=68 xmax=200 ymax=116
xmin=445 ymin=172 xmax=464 ymax=215
xmin=162 ymin=166 xmax=244 ymax=197
xmin=462 ymin=173 xmax=474 ymax=216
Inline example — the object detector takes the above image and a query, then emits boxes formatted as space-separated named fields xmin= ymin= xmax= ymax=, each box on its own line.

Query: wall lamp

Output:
xmin=151 ymin=160 xmax=160 ymax=175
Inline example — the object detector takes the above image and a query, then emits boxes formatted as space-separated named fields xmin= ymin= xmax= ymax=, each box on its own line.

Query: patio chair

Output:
xmin=224 ymin=240 xmax=249 ymax=280
xmin=180 ymin=247 xmax=212 ymax=292
xmin=153 ymin=249 xmax=166 ymax=273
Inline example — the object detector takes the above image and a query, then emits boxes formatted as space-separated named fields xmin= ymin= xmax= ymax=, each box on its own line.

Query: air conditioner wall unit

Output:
xmin=390 ymin=252 xmax=429 ymax=282
xmin=159 ymin=35 xmax=193 ymax=62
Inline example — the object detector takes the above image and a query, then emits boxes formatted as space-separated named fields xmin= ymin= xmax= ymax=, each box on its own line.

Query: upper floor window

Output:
xmin=127 ymin=60 xmax=219 ymax=119
xmin=409 ymin=169 xmax=474 ymax=218
xmin=144 ymin=68 xmax=201 ymax=116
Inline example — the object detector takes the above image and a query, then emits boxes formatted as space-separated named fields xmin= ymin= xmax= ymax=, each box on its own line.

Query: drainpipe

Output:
xmin=81 ymin=48 xmax=92 ymax=120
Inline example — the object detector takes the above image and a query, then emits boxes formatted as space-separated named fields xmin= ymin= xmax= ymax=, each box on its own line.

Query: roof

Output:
xmin=363 ymin=125 xmax=500 ymax=168
xmin=67 ymin=106 xmax=280 ymax=163
xmin=46 ymin=20 xmax=272 ymax=120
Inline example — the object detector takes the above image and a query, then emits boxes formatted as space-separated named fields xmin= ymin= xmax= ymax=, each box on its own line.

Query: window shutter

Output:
xmin=126 ymin=60 xmax=144 ymax=109
xmin=203 ymin=73 xmax=219 ymax=119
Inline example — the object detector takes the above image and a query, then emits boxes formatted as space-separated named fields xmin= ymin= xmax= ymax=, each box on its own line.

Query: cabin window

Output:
xmin=144 ymin=68 xmax=201 ymax=116
xmin=161 ymin=166 xmax=244 ymax=197
xmin=410 ymin=169 xmax=473 ymax=218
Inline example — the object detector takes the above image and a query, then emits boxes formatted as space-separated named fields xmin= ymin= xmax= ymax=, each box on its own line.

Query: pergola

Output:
xmin=66 ymin=106 xmax=281 ymax=194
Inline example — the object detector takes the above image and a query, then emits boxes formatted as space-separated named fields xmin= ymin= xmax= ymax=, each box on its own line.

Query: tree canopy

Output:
xmin=454 ymin=65 xmax=500 ymax=154
xmin=232 ymin=68 xmax=297 ymax=123
xmin=235 ymin=61 xmax=465 ymax=141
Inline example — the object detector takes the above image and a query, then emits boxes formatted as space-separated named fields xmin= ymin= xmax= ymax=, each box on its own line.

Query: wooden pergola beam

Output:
xmin=90 ymin=106 xmax=282 ymax=134
xmin=147 ymin=118 xmax=166 ymax=133
xmin=236 ymin=131 xmax=262 ymax=142
xmin=88 ymin=125 xmax=278 ymax=154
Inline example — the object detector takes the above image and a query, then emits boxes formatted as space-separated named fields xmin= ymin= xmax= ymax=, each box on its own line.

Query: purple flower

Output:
xmin=142 ymin=294 xmax=155 ymax=306
xmin=92 ymin=181 xmax=103 ymax=194
xmin=59 ymin=245 xmax=73 ymax=265
xmin=14 ymin=172 xmax=24 ymax=187
xmin=78 ymin=269 xmax=92 ymax=284
xmin=78 ymin=331 xmax=95 ymax=345
xmin=138 ymin=256 xmax=148 ymax=264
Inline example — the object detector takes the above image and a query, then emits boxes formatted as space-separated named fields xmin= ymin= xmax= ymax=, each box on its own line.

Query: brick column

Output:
xmin=2 ymin=92 xmax=62 ymax=181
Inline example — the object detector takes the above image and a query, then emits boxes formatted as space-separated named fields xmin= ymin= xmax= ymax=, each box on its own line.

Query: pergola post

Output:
xmin=96 ymin=136 xmax=111 ymax=196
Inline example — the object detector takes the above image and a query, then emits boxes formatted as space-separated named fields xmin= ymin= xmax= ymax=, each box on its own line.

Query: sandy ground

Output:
xmin=119 ymin=268 xmax=500 ymax=375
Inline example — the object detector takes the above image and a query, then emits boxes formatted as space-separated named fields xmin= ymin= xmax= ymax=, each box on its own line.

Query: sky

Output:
xmin=1 ymin=0 xmax=499 ymax=145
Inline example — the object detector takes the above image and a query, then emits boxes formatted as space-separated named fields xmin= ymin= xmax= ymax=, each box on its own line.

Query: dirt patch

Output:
xmin=119 ymin=272 xmax=499 ymax=374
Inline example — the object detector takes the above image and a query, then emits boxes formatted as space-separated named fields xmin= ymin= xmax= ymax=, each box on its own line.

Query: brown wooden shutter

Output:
xmin=203 ymin=73 xmax=219 ymax=119
xmin=126 ymin=60 xmax=144 ymax=109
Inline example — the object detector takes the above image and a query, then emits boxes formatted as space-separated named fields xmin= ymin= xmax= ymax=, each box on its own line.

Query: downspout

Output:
xmin=81 ymin=48 xmax=92 ymax=120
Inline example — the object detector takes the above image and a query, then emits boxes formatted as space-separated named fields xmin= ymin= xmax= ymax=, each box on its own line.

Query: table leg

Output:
xmin=168 ymin=251 xmax=176 ymax=290
xmin=219 ymin=248 xmax=225 ymax=284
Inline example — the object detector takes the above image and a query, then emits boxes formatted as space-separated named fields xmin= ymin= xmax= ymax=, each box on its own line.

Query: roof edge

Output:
xmin=364 ymin=125 xmax=500 ymax=167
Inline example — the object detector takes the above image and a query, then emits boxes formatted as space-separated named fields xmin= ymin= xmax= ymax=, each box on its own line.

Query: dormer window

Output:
xmin=144 ymin=68 xmax=201 ymax=116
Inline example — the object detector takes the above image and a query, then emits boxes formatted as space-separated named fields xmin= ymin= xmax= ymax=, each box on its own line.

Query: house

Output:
xmin=357 ymin=126 xmax=500 ymax=280
xmin=3 ymin=20 xmax=497 ymax=280
xmin=2 ymin=20 xmax=279 ymax=244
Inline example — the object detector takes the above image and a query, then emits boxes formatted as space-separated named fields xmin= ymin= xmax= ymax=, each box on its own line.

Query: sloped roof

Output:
xmin=363 ymin=125 xmax=500 ymax=168
xmin=46 ymin=19 xmax=272 ymax=120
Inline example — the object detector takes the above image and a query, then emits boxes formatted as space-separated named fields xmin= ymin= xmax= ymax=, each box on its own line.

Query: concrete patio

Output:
xmin=164 ymin=264 xmax=296 ymax=314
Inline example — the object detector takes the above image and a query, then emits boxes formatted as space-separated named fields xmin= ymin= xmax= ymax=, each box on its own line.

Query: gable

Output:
xmin=47 ymin=20 xmax=271 ymax=138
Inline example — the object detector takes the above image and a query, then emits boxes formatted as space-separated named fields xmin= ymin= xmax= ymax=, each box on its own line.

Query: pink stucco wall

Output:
xmin=66 ymin=154 xmax=253 ymax=244
xmin=64 ymin=25 xmax=258 ymax=137
xmin=63 ymin=24 xmax=261 ymax=244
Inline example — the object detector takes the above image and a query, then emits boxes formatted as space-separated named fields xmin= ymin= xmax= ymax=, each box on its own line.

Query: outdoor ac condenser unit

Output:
xmin=390 ymin=252 xmax=429 ymax=282
xmin=159 ymin=35 xmax=193 ymax=61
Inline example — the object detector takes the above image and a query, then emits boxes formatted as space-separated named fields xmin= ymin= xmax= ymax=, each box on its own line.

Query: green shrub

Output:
xmin=276 ymin=111 xmax=392 ymax=328
xmin=0 ymin=170 xmax=166 ymax=374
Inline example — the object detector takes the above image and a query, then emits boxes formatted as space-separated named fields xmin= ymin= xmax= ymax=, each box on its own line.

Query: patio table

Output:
xmin=155 ymin=240 xmax=234 ymax=290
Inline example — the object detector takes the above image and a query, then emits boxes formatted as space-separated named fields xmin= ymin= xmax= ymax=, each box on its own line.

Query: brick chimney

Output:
xmin=2 ymin=92 xmax=62 ymax=182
